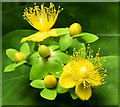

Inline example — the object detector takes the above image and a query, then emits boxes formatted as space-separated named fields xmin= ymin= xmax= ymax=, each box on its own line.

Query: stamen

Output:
xmin=63 ymin=44 xmax=106 ymax=88
xmin=56 ymin=71 xmax=62 ymax=74
xmin=23 ymin=3 xmax=63 ymax=31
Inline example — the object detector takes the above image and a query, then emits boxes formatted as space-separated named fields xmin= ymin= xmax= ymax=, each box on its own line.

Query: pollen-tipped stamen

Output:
xmin=23 ymin=3 xmax=63 ymax=31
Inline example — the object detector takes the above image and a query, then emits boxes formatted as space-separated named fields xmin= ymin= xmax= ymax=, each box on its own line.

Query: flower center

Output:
xmin=79 ymin=67 xmax=89 ymax=78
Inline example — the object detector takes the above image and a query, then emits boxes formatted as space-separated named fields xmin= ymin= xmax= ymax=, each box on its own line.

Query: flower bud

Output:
xmin=44 ymin=75 xmax=57 ymax=88
xmin=14 ymin=52 xmax=25 ymax=63
xmin=69 ymin=23 xmax=82 ymax=36
xmin=38 ymin=45 xmax=50 ymax=58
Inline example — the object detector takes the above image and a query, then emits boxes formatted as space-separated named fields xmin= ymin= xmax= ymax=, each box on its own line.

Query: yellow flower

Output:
xmin=59 ymin=44 xmax=107 ymax=101
xmin=21 ymin=3 xmax=63 ymax=43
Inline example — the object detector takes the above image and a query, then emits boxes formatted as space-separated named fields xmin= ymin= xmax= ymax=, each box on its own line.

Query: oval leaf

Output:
xmin=30 ymin=53 xmax=63 ymax=80
xmin=68 ymin=38 xmax=85 ymax=55
xmin=59 ymin=34 xmax=73 ymax=51
xmin=4 ymin=60 xmax=27 ymax=72
xmin=15 ymin=60 xmax=27 ymax=67
xmin=56 ymin=83 xmax=68 ymax=94
xmin=3 ymin=63 xmax=16 ymax=72
xmin=53 ymin=51 xmax=69 ymax=64
xmin=56 ymin=28 xmax=69 ymax=35
xmin=46 ymin=57 xmax=63 ymax=78
xmin=30 ymin=58 xmax=49 ymax=80
xmin=27 ymin=52 xmax=39 ymax=65
xmin=6 ymin=49 xmax=18 ymax=61
xmin=30 ymin=80 xmax=45 ymax=89
xmin=48 ymin=45 xmax=59 ymax=51
xmin=40 ymin=88 xmax=57 ymax=100
xmin=69 ymin=88 xmax=78 ymax=100
xmin=20 ymin=42 xmax=31 ymax=58
xmin=74 ymin=33 xmax=99 ymax=43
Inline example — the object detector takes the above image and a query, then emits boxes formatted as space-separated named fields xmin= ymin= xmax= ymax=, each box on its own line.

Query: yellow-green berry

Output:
xmin=69 ymin=23 xmax=82 ymax=36
xmin=44 ymin=75 xmax=57 ymax=88
xmin=14 ymin=52 xmax=25 ymax=63
xmin=38 ymin=45 xmax=50 ymax=58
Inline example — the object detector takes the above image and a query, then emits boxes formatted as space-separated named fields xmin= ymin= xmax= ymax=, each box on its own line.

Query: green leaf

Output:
xmin=56 ymin=28 xmax=69 ymax=35
xmin=91 ymin=56 xmax=118 ymax=105
xmin=53 ymin=51 xmax=69 ymax=64
xmin=30 ymin=56 xmax=63 ymax=80
xmin=59 ymin=34 xmax=73 ymax=51
xmin=40 ymin=88 xmax=57 ymax=100
xmin=72 ymin=33 xmax=84 ymax=38
xmin=15 ymin=60 xmax=27 ymax=67
xmin=40 ymin=37 xmax=57 ymax=46
xmin=6 ymin=49 xmax=18 ymax=61
xmin=68 ymin=38 xmax=85 ymax=55
xmin=3 ymin=60 xmax=27 ymax=72
xmin=45 ymin=57 xmax=63 ymax=78
xmin=56 ymin=83 xmax=68 ymax=94
xmin=3 ymin=63 xmax=16 ymax=72
xmin=69 ymin=88 xmax=78 ymax=100
xmin=75 ymin=33 xmax=99 ymax=43
xmin=90 ymin=36 xmax=118 ymax=57
xmin=48 ymin=45 xmax=59 ymax=51
xmin=20 ymin=42 xmax=31 ymax=58
xmin=30 ymin=58 xmax=49 ymax=80
xmin=27 ymin=52 xmax=39 ymax=65
xmin=30 ymin=80 xmax=45 ymax=89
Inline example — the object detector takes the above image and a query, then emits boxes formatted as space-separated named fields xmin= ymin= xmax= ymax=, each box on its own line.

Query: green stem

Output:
xmin=32 ymin=42 xmax=38 ymax=52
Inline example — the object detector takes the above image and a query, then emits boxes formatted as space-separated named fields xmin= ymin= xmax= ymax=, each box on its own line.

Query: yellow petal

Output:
xmin=21 ymin=29 xmax=62 ymax=43
xmin=90 ymin=71 xmax=101 ymax=87
xmin=63 ymin=60 xmax=77 ymax=73
xmin=63 ymin=62 xmax=73 ymax=73
xmin=48 ymin=29 xmax=61 ymax=37
xmin=75 ymin=84 xmax=92 ymax=101
xmin=59 ymin=72 xmax=76 ymax=88
xmin=21 ymin=31 xmax=50 ymax=43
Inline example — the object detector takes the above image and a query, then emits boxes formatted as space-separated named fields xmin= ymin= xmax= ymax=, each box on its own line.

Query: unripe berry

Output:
xmin=44 ymin=75 xmax=57 ymax=88
xmin=69 ymin=23 xmax=82 ymax=36
xmin=14 ymin=52 xmax=25 ymax=63
xmin=38 ymin=45 xmax=50 ymax=58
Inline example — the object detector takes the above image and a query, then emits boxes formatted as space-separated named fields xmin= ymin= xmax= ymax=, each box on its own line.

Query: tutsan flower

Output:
xmin=59 ymin=44 xmax=107 ymax=101
xmin=21 ymin=3 xmax=63 ymax=43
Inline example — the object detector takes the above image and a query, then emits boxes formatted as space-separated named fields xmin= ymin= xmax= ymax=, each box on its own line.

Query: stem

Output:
xmin=32 ymin=42 xmax=38 ymax=52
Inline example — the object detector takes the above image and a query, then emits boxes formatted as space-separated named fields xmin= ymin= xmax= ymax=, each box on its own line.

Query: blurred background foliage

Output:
xmin=2 ymin=2 xmax=118 ymax=106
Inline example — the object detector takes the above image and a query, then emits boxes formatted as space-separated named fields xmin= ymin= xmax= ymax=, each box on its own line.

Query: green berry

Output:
xmin=14 ymin=52 xmax=25 ymax=63
xmin=38 ymin=45 xmax=50 ymax=58
xmin=69 ymin=23 xmax=82 ymax=36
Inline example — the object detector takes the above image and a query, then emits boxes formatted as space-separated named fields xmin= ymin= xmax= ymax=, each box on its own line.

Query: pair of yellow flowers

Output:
xmin=21 ymin=3 xmax=106 ymax=101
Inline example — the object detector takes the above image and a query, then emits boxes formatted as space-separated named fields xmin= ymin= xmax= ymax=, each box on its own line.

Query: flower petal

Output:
xmin=63 ymin=62 xmax=73 ymax=73
xmin=21 ymin=31 xmax=50 ymax=43
xmin=75 ymin=84 xmax=92 ymax=101
xmin=48 ymin=29 xmax=61 ymax=37
xmin=59 ymin=72 xmax=76 ymax=88
xmin=63 ymin=61 xmax=77 ymax=73
xmin=90 ymin=71 xmax=102 ymax=87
